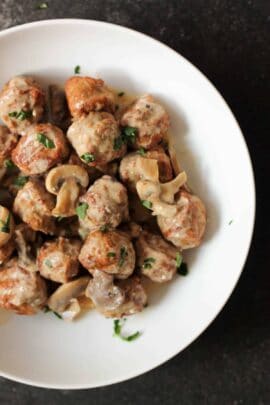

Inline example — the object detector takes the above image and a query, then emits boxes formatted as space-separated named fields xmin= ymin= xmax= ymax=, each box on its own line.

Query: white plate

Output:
xmin=0 ymin=19 xmax=255 ymax=389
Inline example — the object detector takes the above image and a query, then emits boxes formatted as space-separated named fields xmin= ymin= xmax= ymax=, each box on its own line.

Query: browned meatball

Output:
xmin=145 ymin=146 xmax=173 ymax=183
xmin=12 ymin=123 xmax=69 ymax=175
xmin=157 ymin=190 xmax=206 ymax=249
xmin=135 ymin=230 xmax=179 ymax=282
xmin=67 ymin=112 xmax=125 ymax=167
xmin=120 ymin=94 xmax=170 ymax=150
xmin=65 ymin=76 xmax=115 ymax=118
xmin=0 ymin=125 xmax=18 ymax=166
xmin=0 ymin=76 xmax=45 ymax=135
xmin=78 ymin=175 xmax=129 ymax=232
xmin=79 ymin=230 xmax=135 ymax=279
xmin=37 ymin=237 xmax=81 ymax=283
xmin=0 ymin=239 xmax=15 ymax=265
xmin=13 ymin=180 xmax=55 ymax=234
xmin=0 ymin=258 xmax=47 ymax=315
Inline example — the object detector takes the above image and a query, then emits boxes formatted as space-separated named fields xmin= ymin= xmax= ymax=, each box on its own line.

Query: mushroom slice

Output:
xmin=0 ymin=205 xmax=14 ymax=247
xmin=85 ymin=270 xmax=125 ymax=312
xmin=160 ymin=171 xmax=187 ymax=203
xmin=47 ymin=276 xmax=90 ymax=315
xmin=45 ymin=164 xmax=89 ymax=217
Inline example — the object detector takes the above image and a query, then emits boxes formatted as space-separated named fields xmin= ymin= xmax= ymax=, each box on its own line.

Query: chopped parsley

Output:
xmin=44 ymin=259 xmax=53 ymax=268
xmin=113 ymin=136 xmax=124 ymax=150
xmin=76 ymin=202 xmax=89 ymax=220
xmin=8 ymin=110 xmax=32 ymax=121
xmin=177 ymin=262 xmax=188 ymax=276
xmin=56 ymin=216 xmax=64 ymax=222
xmin=137 ymin=147 xmax=146 ymax=156
xmin=4 ymin=159 xmax=15 ymax=169
xmin=142 ymin=257 xmax=156 ymax=269
xmin=113 ymin=126 xmax=137 ymax=150
xmin=81 ymin=153 xmax=95 ymax=163
xmin=107 ymin=251 xmax=116 ymax=258
xmin=113 ymin=319 xmax=141 ymax=342
xmin=141 ymin=200 xmax=152 ymax=210
xmin=118 ymin=91 xmax=125 ymax=97
xmin=228 ymin=220 xmax=233 ymax=225
xmin=37 ymin=133 xmax=55 ymax=149
xmin=0 ymin=213 xmax=11 ymax=233
xmin=74 ymin=65 xmax=81 ymax=74
xmin=119 ymin=246 xmax=127 ymax=267
xmin=100 ymin=224 xmax=109 ymax=232
xmin=175 ymin=252 xmax=183 ymax=268
xmin=13 ymin=176 xmax=29 ymax=187
xmin=38 ymin=2 xmax=48 ymax=9
xmin=43 ymin=306 xmax=62 ymax=319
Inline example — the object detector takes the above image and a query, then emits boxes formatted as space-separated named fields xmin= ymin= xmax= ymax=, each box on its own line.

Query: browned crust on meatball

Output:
xmin=0 ymin=125 xmax=18 ymax=165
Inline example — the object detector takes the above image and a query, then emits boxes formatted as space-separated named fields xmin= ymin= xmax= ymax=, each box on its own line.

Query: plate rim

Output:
xmin=0 ymin=18 xmax=256 ymax=389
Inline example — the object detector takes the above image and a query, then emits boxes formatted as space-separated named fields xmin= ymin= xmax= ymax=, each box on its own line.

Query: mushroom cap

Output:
xmin=45 ymin=164 xmax=89 ymax=195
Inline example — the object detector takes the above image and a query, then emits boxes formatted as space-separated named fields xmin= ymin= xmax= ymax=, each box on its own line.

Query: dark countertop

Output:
xmin=0 ymin=1 xmax=269 ymax=404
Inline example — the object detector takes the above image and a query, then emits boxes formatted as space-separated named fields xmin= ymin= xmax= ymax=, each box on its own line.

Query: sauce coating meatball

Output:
xmin=12 ymin=123 xmax=69 ymax=175
xmin=0 ymin=76 xmax=45 ymax=135
xmin=135 ymin=230 xmax=179 ymax=282
xmin=0 ymin=258 xmax=47 ymax=315
xmin=79 ymin=229 xmax=135 ymax=279
xmin=0 ymin=125 xmax=18 ymax=166
xmin=65 ymin=76 xmax=115 ymax=118
xmin=157 ymin=190 xmax=206 ymax=249
xmin=13 ymin=180 xmax=56 ymax=234
xmin=78 ymin=175 xmax=129 ymax=231
xmin=120 ymin=94 xmax=170 ymax=150
xmin=67 ymin=112 xmax=125 ymax=167
xmin=37 ymin=237 xmax=81 ymax=283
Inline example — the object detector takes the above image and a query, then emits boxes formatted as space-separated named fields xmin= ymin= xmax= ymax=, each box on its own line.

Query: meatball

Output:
xmin=145 ymin=147 xmax=173 ymax=183
xmin=120 ymin=94 xmax=170 ymax=150
xmin=0 ymin=239 xmax=15 ymax=265
xmin=37 ymin=237 xmax=81 ymax=283
xmin=78 ymin=175 xmax=129 ymax=231
xmin=86 ymin=270 xmax=147 ymax=318
xmin=0 ymin=125 xmax=18 ymax=166
xmin=65 ymin=76 xmax=115 ymax=118
xmin=135 ymin=230 xmax=179 ymax=282
xmin=0 ymin=258 xmax=47 ymax=315
xmin=67 ymin=112 xmax=125 ymax=167
xmin=0 ymin=76 xmax=45 ymax=135
xmin=12 ymin=123 xmax=69 ymax=175
xmin=157 ymin=190 xmax=206 ymax=249
xmin=13 ymin=180 xmax=56 ymax=234
xmin=79 ymin=229 xmax=135 ymax=279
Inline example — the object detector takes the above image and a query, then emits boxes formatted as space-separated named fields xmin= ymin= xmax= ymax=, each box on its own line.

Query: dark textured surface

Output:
xmin=0 ymin=1 xmax=269 ymax=404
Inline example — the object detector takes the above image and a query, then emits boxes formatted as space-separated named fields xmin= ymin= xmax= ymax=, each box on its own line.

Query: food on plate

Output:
xmin=0 ymin=73 xmax=206 ymax=323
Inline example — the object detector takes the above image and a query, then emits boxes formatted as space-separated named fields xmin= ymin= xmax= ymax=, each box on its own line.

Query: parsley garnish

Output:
xmin=14 ymin=176 xmax=29 ymax=187
xmin=118 ymin=92 xmax=125 ymax=97
xmin=175 ymin=252 xmax=182 ymax=268
xmin=0 ymin=213 xmax=11 ymax=233
xmin=142 ymin=257 xmax=156 ymax=269
xmin=107 ymin=252 xmax=116 ymax=258
xmin=76 ymin=203 xmax=89 ymax=220
xmin=113 ymin=126 xmax=137 ymax=150
xmin=74 ymin=65 xmax=81 ymax=74
xmin=56 ymin=216 xmax=64 ymax=222
xmin=44 ymin=259 xmax=53 ymax=268
xmin=4 ymin=159 xmax=15 ymax=169
xmin=141 ymin=200 xmax=152 ymax=210
xmin=119 ymin=246 xmax=127 ymax=267
xmin=43 ymin=305 xmax=62 ymax=319
xmin=8 ymin=110 xmax=32 ymax=121
xmin=81 ymin=153 xmax=95 ymax=163
xmin=113 ymin=319 xmax=141 ymax=342
xmin=228 ymin=220 xmax=233 ymax=225
xmin=113 ymin=136 xmax=124 ymax=150
xmin=137 ymin=147 xmax=146 ymax=156
xmin=100 ymin=224 xmax=109 ymax=232
xmin=37 ymin=133 xmax=55 ymax=149
xmin=38 ymin=2 xmax=48 ymax=9
xmin=177 ymin=262 xmax=188 ymax=276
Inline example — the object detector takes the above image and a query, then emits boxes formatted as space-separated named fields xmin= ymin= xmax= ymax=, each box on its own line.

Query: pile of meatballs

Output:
xmin=0 ymin=75 xmax=206 ymax=321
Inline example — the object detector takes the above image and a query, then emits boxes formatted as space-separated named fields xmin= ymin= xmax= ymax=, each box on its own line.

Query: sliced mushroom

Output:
xmin=60 ymin=296 xmax=94 ymax=321
xmin=85 ymin=270 xmax=125 ymax=312
xmin=47 ymin=276 xmax=90 ymax=315
xmin=0 ymin=205 xmax=14 ymax=247
xmin=45 ymin=164 xmax=89 ymax=217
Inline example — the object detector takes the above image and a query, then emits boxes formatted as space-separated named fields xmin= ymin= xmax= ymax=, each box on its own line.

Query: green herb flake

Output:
xmin=141 ymin=200 xmax=152 ymax=210
xmin=43 ymin=305 xmax=62 ymax=319
xmin=228 ymin=220 xmax=233 ymax=225
xmin=119 ymin=246 xmax=128 ymax=267
xmin=81 ymin=153 xmax=95 ymax=163
xmin=8 ymin=110 xmax=32 ymax=121
xmin=4 ymin=159 xmax=15 ymax=169
xmin=53 ymin=311 xmax=62 ymax=319
xmin=113 ymin=319 xmax=141 ymax=342
xmin=107 ymin=252 xmax=116 ymax=258
xmin=142 ymin=257 xmax=156 ymax=269
xmin=37 ymin=133 xmax=55 ymax=149
xmin=177 ymin=262 xmax=188 ymax=276
xmin=113 ymin=136 xmax=124 ymax=150
xmin=14 ymin=176 xmax=29 ymax=187
xmin=76 ymin=202 xmax=89 ymax=220
xmin=175 ymin=252 xmax=183 ymax=268
xmin=118 ymin=91 xmax=125 ymax=97
xmin=44 ymin=259 xmax=53 ymax=268
xmin=0 ymin=213 xmax=11 ymax=233
xmin=122 ymin=126 xmax=137 ymax=144
xmin=74 ymin=65 xmax=81 ymax=74
xmin=38 ymin=2 xmax=48 ymax=9
xmin=137 ymin=147 xmax=146 ymax=156
xmin=100 ymin=224 xmax=109 ymax=232
xmin=56 ymin=216 xmax=64 ymax=222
